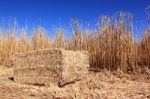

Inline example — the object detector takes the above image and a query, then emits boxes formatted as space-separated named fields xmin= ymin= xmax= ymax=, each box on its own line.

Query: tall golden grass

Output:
xmin=138 ymin=29 xmax=150 ymax=68
xmin=0 ymin=11 xmax=149 ymax=73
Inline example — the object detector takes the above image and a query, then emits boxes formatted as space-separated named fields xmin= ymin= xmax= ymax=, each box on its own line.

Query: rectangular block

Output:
xmin=12 ymin=49 xmax=89 ymax=86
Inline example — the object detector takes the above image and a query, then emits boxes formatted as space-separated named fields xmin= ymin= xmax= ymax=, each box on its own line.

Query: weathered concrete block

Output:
xmin=12 ymin=49 xmax=89 ymax=86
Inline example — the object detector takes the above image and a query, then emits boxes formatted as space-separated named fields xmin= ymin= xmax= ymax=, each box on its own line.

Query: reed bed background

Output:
xmin=0 ymin=11 xmax=149 ymax=73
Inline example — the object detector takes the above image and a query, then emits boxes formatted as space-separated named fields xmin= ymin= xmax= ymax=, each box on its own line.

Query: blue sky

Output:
xmin=0 ymin=0 xmax=149 ymax=38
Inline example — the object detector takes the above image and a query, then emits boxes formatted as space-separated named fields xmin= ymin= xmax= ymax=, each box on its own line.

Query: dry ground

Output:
xmin=0 ymin=67 xmax=150 ymax=99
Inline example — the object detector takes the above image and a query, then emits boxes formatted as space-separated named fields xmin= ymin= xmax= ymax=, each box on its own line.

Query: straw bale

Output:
xmin=13 ymin=49 xmax=89 ymax=86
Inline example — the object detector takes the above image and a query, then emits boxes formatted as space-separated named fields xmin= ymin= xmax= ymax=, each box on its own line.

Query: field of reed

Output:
xmin=0 ymin=11 xmax=149 ymax=73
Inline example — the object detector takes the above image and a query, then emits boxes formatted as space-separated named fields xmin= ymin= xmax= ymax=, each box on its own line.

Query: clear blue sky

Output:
xmin=0 ymin=0 xmax=149 ymax=38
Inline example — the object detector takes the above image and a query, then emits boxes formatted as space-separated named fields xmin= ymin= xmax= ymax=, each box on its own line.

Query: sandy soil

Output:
xmin=0 ymin=67 xmax=150 ymax=99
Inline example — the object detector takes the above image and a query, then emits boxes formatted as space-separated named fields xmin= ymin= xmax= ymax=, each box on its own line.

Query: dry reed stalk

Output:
xmin=54 ymin=29 xmax=65 ymax=48
xmin=138 ymin=29 xmax=150 ymax=68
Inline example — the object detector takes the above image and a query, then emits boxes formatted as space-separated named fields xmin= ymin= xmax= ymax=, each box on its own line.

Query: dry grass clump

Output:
xmin=0 ymin=27 xmax=52 ymax=65
xmin=31 ymin=27 xmax=52 ymax=50
xmin=89 ymin=24 xmax=135 ymax=73
xmin=70 ymin=13 xmax=136 ymax=73
xmin=138 ymin=29 xmax=150 ymax=68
